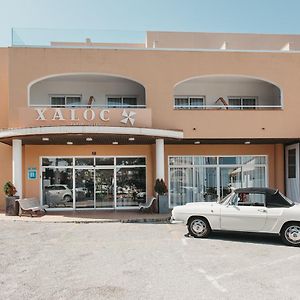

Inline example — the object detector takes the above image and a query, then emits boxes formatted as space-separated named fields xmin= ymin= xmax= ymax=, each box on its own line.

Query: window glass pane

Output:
xmin=116 ymin=167 xmax=146 ymax=207
xmin=174 ymin=97 xmax=188 ymax=109
xmin=75 ymin=158 xmax=94 ymax=166
xmin=194 ymin=157 xmax=217 ymax=165
xmin=220 ymin=167 xmax=242 ymax=198
xmin=169 ymin=156 xmax=193 ymax=166
xmin=42 ymin=158 xmax=73 ymax=166
xmin=242 ymin=166 xmax=266 ymax=187
xmin=66 ymin=96 xmax=81 ymax=106
xmin=228 ymin=98 xmax=241 ymax=110
xmin=237 ymin=192 xmax=265 ymax=206
xmin=107 ymin=97 xmax=122 ymax=107
xmin=123 ymin=97 xmax=137 ymax=107
xmin=288 ymin=149 xmax=296 ymax=178
xmin=194 ymin=167 xmax=218 ymax=202
xmin=242 ymin=98 xmax=256 ymax=110
xmin=169 ymin=167 xmax=193 ymax=206
xmin=116 ymin=157 xmax=146 ymax=166
xmin=242 ymin=156 xmax=266 ymax=165
xmin=42 ymin=168 xmax=73 ymax=208
xmin=96 ymin=157 xmax=114 ymax=166
xmin=51 ymin=96 xmax=65 ymax=107
xmin=75 ymin=169 xmax=94 ymax=208
xmin=190 ymin=97 xmax=204 ymax=108
xmin=219 ymin=157 xmax=242 ymax=165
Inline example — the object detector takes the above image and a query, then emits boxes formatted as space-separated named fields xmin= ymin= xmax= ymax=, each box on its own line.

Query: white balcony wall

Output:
xmin=30 ymin=75 xmax=145 ymax=106
xmin=174 ymin=77 xmax=281 ymax=107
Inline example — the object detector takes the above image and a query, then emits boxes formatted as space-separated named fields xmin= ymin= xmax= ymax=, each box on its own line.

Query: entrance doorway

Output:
xmin=41 ymin=156 xmax=146 ymax=209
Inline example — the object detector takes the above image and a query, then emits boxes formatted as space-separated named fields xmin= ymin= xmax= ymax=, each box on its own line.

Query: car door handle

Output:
xmin=257 ymin=209 xmax=267 ymax=213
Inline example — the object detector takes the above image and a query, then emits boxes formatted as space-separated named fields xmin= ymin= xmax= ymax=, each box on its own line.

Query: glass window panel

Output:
xmin=288 ymin=149 xmax=296 ymax=178
xmin=42 ymin=158 xmax=73 ymax=166
xmin=75 ymin=169 xmax=94 ymax=208
xmin=116 ymin=157 xmax=146 ymax=166
xmin=51 ymin=96 xmax=65 ymax=107
xmin=123 ymin=97 xmax=137 ymax=107
xmin=237 ymin=192 xmax=265 ymax=206
xmin=190 ymin=97 xmax=204 ymax=108
xmin=96 ymin=157 xmax=114 ymax=166
xmin=219 ymin=157 xmax=242 ymax=165
xmin=169 ymin=156 xmax=193 ymax=166
xmin=228 ymin=98 xmax=241 ymax=110
xmin=66 ymin=96 xmax=81 ymax=106
xmin=169 ymin=167 xmax=194 ymax=207
xmin=220 ymin=167 xmax=242 ymax=199
xmin=194 ymin=156 xmax=217 ymax=165
xmin=116 ymin=167 xmax=146 ymax=207
xmin=107 ymin=97 xmax=122 ymax=107
xmin=242 ymin=166 xmax=266 ymax=188
xmin=242 ymin=98 xmax=256 ymax=110
xmin=194 ymin=167 xmax=218 ymax=202
xmin=42 ymin=168 xmax=73 ymax=208
xmin=174 ymin=97 xmax=189 ymax=109
xmin=242 ymin=156 xmax=266 ymax=165
xmin=75 ymin=158 xmax=94 ymax=166
xmin=95 ymin=169 xmax=114 ymax=208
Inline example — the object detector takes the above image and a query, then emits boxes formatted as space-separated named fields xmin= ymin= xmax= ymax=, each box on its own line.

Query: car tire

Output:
xmin=188 ymin=217 xmax=211 ymax=238
xmin=63 ymin=195 xmax=72 ymax=203
xmin=280 ymin=222 xmax=300 ymax=246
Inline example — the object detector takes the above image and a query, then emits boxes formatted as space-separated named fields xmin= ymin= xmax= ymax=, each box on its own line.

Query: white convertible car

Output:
xmin=171 ymin=187 xmax=300 ymax=246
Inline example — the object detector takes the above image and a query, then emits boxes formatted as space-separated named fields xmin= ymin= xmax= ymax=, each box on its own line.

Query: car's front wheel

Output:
xmin=281 ymin=222 xmax=300 ymax=246
xmin=188 ymin=217 xmax=211 ymax=238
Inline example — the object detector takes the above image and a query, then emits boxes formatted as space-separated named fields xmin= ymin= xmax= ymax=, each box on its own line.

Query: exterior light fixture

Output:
xmin=42 ymin=137 xmax=49 ymax=141
xmin=67 ymin=141 xmax=73 ymax=145
xmin=128 ymin=137 xmax=135 ymax=141
xmin=112 ymin=141 xmax=119 ymax=145
xmin=244 ymin=141 xmax=251 ymax=145
xmin=86 ymin=137 xmax=93 ymax=142
xmin=194 ymin=141 xmax=201 ymax=144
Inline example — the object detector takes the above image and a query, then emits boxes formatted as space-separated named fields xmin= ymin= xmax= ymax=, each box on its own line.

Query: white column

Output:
xmin=12 ymin=139 xmax=22 ymax=198
xmin=156 ymin=138 xmax=165 ymax=180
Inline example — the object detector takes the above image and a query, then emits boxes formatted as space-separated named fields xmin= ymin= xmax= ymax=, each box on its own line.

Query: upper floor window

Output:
xmin=174 ymin=96 xmax=204 ymax=109
xmin=107 ymin=96 xmax=138 ymax=108
xmin=50 ymin=95 xmax=82 ymax=107
xmin=228 ymin=97 xmax=257 ymax=110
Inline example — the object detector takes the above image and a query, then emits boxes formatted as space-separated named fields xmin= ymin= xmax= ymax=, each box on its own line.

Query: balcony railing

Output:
xmin=29 ymin=104 xmax=147 ymax=109
xmin=174 ymin=105 xmax=283 ymax=110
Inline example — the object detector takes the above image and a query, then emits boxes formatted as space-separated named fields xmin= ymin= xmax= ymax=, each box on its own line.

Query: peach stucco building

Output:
xmin=0 ymin=30 xmax=299 ymax=210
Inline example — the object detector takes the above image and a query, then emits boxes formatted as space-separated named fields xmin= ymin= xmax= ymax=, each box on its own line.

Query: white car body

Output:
xmin=171 ymin=188 xmax=300 ymax=245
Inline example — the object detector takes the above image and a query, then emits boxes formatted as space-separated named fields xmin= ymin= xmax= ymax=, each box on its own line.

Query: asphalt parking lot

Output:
xmin=1 ymin=220 xmax=300 ymax=300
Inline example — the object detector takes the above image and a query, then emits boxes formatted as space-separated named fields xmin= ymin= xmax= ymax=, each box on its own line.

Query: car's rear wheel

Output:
xmin=188 ymin=217 xmax=211 ymax=238
xmin=63 ymin=195 xmax=72 ymax=203
xmin=281 ymin=222 xmax=300 ymax=246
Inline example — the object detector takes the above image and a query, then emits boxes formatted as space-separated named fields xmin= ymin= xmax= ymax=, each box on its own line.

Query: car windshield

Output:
xmin=217 ymin=193 xmax=233 ymax=205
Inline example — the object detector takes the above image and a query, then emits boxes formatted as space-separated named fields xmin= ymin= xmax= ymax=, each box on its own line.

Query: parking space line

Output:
xmin=198 ymin=268 xmax=227 ymax=293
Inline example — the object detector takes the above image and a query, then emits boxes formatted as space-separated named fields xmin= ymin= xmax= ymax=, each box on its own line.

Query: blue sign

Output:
xmin=28 ymin=168 xmax=37 ymax=180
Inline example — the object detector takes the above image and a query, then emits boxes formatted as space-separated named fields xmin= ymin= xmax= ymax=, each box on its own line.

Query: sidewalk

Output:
xmin=0 ymin=210 xmax=171 ymax=224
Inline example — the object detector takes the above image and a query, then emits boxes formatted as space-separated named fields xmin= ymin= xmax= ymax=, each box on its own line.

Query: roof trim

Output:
xmin=0 ymin=126 xmax=184 ymax=140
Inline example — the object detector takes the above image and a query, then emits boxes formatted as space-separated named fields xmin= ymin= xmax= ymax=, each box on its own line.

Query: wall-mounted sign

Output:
xmin=28 ymin=168 xmax=37 ymax=180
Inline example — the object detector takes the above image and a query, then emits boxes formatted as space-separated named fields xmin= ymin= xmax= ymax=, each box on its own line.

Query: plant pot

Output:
xmin=5 ymin=196 xmax=20 ymax=216
xmin=158 ymin=194 xmax=169 ymax=214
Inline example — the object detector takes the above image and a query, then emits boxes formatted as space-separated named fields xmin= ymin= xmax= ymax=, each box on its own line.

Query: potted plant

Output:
xmin=4 ymin=181 xmax=19 ymax=216
xmin=154 ymin=178 xmax=169 ymax=214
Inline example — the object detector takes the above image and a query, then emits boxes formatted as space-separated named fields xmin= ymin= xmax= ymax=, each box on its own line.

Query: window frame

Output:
xmin=49 ymin=94 xmax=82 ymax=108
xmin=227 ymin=96 xmax=258 ymax=110
xmin=106 ymin=95 xmax=138 ymax=108
xmin=174 ymin=95 xmax=205 ymax=110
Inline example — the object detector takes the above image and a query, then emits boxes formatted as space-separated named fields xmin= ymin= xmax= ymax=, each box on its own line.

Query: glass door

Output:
xmin=95 ymin=168 xmax=114 ymax=208
xmin=75 ymin=168 xmax=95 ymax=209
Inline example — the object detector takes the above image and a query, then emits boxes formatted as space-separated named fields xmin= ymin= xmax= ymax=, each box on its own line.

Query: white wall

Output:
xmin=174 ymin=80 xmax=281 ymax=106
xmin=30 ymin=79 xmax=145 ymax=106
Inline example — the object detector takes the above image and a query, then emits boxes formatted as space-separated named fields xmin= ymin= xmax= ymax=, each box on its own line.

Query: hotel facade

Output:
xmin=0 ymin=30 xmax=299 ymax=211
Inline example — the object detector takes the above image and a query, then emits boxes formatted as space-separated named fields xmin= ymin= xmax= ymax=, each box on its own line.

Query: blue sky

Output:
xmin=1 ymin=0 xmax=300 ymax=46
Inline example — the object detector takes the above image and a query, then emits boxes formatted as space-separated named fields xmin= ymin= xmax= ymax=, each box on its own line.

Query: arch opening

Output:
xmin=29 ymin=73 xmax=146 ymax=108
xmin=173 ymin=75 xmax=282 ymax=110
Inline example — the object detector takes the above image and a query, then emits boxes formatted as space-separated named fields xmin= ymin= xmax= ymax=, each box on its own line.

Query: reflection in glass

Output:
xmin=75 ymin=158 xmax=94 ymax=166
xmin=194 ymin=157 xmax=217 ymax=165
xmin=116 ymin=167 xmax=146 ymax=207
xmin=220 ymin=167 xmax=242 ymax=199
xmin=169 ymin=156 xmax=193 ymax=166
xmin=75 ymin=169 xmax=94 ymax=208
xmin=116 ymin=157 xmax=146 ymax=166
xmin=96 ymin=157 xmax=114 ymax=166
xmin=42 ymin=158 xmax=73 ymax=167
xmin=95 ymin=169 xmax=114 ymax=208
xmin=42 ymin=168 xmax=73 ymax=208
xmin=243 ymin=166 xmax=266 ymax=188
xmin=219 ymin=157 xmax=242 ymax=165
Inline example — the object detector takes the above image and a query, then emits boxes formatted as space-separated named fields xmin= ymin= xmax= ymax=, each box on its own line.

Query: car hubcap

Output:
xmin=285 ymin=225 xmax=300 ymax=244
xmin=191 ymin=219 xmax=206 ymax=235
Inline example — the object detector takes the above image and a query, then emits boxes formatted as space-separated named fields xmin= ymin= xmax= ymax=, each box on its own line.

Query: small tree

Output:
xmin=4 ymin=181 xmax=17 ymax=197
xmin=154 ymin=179 xmax=168 ymax=196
